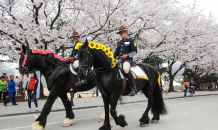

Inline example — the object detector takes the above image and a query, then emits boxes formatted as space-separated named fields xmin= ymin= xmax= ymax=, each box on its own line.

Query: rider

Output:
xmin=113 ymin=26 xmax=137 ymax=96
xmin=68 ymin=31 xmax=86 ymax=85
xmin=68 ymin=31 xmax=80 ymax=68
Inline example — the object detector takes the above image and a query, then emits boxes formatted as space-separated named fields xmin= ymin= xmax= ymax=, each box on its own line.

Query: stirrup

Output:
xmin=77 ymin=79 xmax=87 ymax=86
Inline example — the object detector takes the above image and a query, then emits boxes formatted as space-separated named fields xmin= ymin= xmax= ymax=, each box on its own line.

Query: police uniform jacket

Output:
xmin=69 ymin=41 xmax=79 ymax=60
xmin=113 ymin=36 xmax=137 ymax=66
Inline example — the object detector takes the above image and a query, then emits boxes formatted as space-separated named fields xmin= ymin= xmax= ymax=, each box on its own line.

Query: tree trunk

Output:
xmin=169 ymin=74 xmax=175 ymax=92
xmin=195 ymin=77 xmax=200 ymax=89
xmin=168 ymin=61 xmax=175 ymax=91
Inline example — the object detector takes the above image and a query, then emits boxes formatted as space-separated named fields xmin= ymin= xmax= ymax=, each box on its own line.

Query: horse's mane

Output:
xmin=79 ymin=44 xmax=112 ymax=70
xmin=27 ymin=49 xmax=68 ymax=68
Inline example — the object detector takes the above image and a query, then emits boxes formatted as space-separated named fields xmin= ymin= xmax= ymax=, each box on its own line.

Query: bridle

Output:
xmin=17 ymin=52 xmax=32 ymax=76
xmin=77 ymin=48 xmax=109 ymax=73
xmin=77 ymin=48 xmax=94 ymax=72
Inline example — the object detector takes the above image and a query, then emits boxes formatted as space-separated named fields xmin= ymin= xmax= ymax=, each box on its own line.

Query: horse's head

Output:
xmin=78 ymin=39 xmax=95 ymax=78
xmin=78 ymin=39 xmax=114 ymax=79
xmin=15 ymin=45 xmax=35 ymax=81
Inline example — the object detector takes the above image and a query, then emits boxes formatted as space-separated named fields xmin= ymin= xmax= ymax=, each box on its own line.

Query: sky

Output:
xmin=179 ymin=0 xmax=218 ymax=20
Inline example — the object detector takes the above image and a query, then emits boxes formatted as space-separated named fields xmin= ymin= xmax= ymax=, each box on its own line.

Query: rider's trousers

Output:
xmin=73 ymin=60 xmax=79 ymax=68
xmin=123 ymin=62 xmax=130 ymax=73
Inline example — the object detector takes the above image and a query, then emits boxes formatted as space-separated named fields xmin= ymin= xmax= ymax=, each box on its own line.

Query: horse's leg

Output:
xmin=32 ymin=89 xmax=58 ymax=130
xmin=151 ymin=101 xmax=159 ymax=123
xmin=99 ymin=96 xmax=111 ymax=130
xmin=139 ymin=88 xmax=153 ymax=126
xmin=110 ymin=94 xmax=128 ymax=127
xmin=60 ymin=94 xmax=75 ymax=127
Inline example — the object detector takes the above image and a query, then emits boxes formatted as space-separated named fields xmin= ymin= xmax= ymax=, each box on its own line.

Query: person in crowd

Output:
xmin=183 ymin=79 xmax=189 ymax=98
xmin=23 ymin=72 xmax=39 ymax=112
xmin=70 ymin=92 xmax=75 ymax=106
xmin=2 ymin=72 xmax=9 ymax=82
xmin=0 ymin=76 xmax=8 ymax=102
xmin=3 ymin=75 xmax=18 ymax=106
xmin=190 ymin=78 xmax=196 ymax=96
xmin=164 ymin=78 xmax=169 ymax=95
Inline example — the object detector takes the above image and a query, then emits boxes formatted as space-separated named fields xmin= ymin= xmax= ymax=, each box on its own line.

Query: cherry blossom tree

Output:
xmin=1 ymin=0 xmax=218 ymax=92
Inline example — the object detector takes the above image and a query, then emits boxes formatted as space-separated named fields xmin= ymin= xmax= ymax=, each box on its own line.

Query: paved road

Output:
xmin=1 ymin=91 xmax=218 ymax=117
xmin=0 ymin=95 xmax=218 ymax=130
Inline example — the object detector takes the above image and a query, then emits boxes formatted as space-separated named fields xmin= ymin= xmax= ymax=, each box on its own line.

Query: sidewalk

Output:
xmin=0 ymin=91 xmax=218 ymax=117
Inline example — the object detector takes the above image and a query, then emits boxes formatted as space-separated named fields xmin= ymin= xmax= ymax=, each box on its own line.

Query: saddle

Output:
xmin=117 ymin=63 xmax=149 ymax=95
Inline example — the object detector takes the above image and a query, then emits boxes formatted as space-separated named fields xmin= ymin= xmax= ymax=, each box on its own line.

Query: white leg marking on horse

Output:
xmin=63 ymin=118 xmax=74 ymax=127
xmin=32 ymin=121 xmax=43 ymax=130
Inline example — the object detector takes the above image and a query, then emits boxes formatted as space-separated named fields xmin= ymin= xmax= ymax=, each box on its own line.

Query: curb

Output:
xmin=0 ymin=94 xmax=218 ymax=118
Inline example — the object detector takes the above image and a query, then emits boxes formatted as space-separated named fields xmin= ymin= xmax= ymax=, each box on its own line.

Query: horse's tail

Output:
xmin=152 ymin=73 xmax=168 ymax=115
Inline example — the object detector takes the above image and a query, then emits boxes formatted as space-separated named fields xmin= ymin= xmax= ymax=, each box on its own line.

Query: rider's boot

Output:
xmin=126 ymin=71 xmax=137 ymax=96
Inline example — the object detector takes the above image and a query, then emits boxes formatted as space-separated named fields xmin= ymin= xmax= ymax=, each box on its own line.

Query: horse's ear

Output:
xmin=22 ymin=44 xmax=27 ymax=54
xmin=83 ymin=38 xmax=88 ymax=48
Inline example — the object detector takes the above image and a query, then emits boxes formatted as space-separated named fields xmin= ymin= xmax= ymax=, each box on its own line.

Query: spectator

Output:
xmin=190 ymin=78 xmax=196 ymax=97
xmin=208 ymin=84 xmax=213 ymax=89
xmin=183 ymin=79 xmax=189 ymax=98
xmin=164 ymin=78 xmax=169 ymax=95
xmin=70 ymin=92 xmax=75 ymax=106
xmin=0 ymin=76 xmax=8 ymax=102
xmin=23 ymin=72 xmax=39 ymax=112
xmin=3 ymin=75 xmax=18 ymax=106
xmin=2 ymin=72 xmax=9 ymax=82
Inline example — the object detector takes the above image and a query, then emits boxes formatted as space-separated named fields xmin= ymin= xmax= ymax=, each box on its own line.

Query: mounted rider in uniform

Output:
xmin=68 ymin=31 xmax=86 ymax=85
xmin=68 ymin=31 xmax=80 ymax=68
xmin=113 ymin=26 xmax=137 ymax=96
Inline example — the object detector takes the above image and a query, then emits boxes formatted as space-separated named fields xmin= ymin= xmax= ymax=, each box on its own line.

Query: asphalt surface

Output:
xmin=0 ymin=95 xmax=217 ymax=130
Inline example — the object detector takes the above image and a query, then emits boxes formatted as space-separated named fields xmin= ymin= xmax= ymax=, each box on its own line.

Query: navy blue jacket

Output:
xmin=69 ymin=42 xmax=79 ymax=59
xmin=113 ymin=36 xmax=137 ymax=66
xmin=8 ymin=80 xmax=16 ymax=93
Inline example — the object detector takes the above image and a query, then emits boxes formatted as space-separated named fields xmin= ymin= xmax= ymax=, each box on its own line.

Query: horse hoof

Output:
xmin=98 ymin=126 xmax=111 ymax=130
xmin=151 ymin=120 xmax=158 ymax=124
xmin=63 ymin=118 xmax=74 ymax=126
xmin=125 ymin=122 xmax=128 ymax=126
xmin=140 ymin=122 xmax=147 ymax=127
xmin=32 ymin=121 xmax=44 ymax=130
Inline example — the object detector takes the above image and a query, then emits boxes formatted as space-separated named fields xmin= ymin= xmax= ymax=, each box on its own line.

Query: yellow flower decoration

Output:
xmin=107 ymin=52 xmax=113 ymax=59
xmin=101 ymin=45 xmax=106 ymax=51
xmin=75 ymin=43 xmax=83 ymax=50
xmin=111 ymin=57 xmax=115 ymax=63
xmin=95 ymin=43 xmax=101 ymax=50
xmin=89 ymin=41 xmax=96 ymax=49
xmin=75 ymin=45 xmax=79 ymax=50
xmin=104 ymin=48 xmax=110 ymax=55
xmin=111 ymin=62 xmax=116 ymax=68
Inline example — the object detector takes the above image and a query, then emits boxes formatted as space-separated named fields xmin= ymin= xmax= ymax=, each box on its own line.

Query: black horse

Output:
xmin=16 ymin=45 xmax=95 ymax=130
xmin=78 ymin=40 xmax=167 ymax=130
